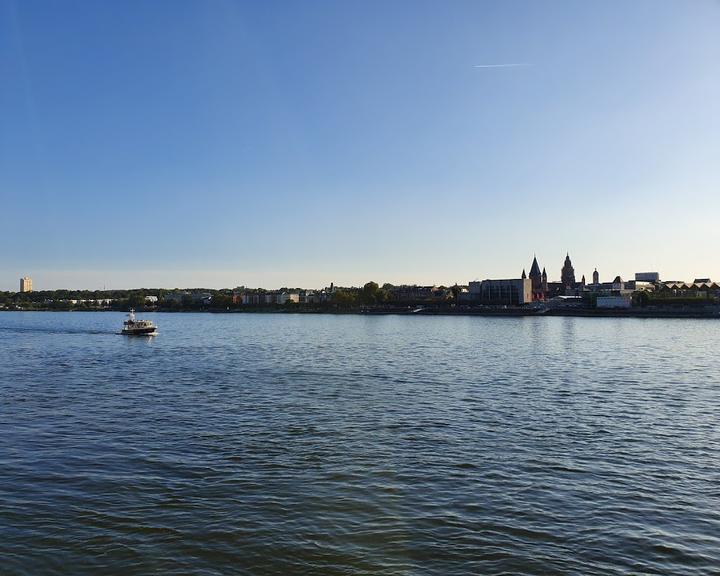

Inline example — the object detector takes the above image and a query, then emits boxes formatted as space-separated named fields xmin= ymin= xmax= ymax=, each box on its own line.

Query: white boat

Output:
xmin=121 ymin=309 xmax=157 ymax=335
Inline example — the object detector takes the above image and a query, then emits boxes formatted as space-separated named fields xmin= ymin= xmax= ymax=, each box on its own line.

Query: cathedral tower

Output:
xmin=561 ymin=253 xmax=576 ymax=287
xmin=528 ymin=256 xmax=546 ymax=301
xmin=529 ymin=256 xmax=542 ymax=290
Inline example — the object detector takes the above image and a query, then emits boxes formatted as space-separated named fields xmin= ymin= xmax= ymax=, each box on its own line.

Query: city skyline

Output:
xmin=2 ymin=1 xmax=719 ymax=290
xmin=0 ymin=251 xmax=700 ymax=292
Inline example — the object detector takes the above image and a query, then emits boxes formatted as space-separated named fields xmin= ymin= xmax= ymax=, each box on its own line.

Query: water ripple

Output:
xmin=1 ymin=312 xmax=719 ymax=575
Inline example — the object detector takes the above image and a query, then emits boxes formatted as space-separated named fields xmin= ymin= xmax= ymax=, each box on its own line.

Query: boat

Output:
xmin=121 ymin=309 xmax=157 ymax=335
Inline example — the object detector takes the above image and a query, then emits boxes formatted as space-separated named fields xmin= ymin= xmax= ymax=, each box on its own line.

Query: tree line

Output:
xmin=0 ymin=282 xmax=457 ymax=311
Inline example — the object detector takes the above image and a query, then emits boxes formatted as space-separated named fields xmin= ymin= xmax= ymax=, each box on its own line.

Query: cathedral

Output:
xmin=522 ymin=253 xmax=579 ymax=301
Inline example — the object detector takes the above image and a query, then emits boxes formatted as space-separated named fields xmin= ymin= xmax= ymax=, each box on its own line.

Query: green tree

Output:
xmin=127 ymin=292 xmax=146 ymax=309
xmin=361 ymin=281 xmax=379 ymax=304
xmin=332 ymin=290 xmax=357 ymax=308
xmin=450 ymin=285 xmax=461 ymax=300
xmin=634 ymin=291 xmax=650 ymax=307
xmin=212 ymin=294 xmax=233 ymax=309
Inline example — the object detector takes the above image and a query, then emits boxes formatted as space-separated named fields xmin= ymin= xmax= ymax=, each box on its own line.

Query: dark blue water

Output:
xmin=1 ymin=311 xmax=719 ymax=575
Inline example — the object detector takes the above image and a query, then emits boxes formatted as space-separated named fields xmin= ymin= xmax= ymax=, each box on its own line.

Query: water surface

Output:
xmin=1 ymin=312 xmax=719 ymax=575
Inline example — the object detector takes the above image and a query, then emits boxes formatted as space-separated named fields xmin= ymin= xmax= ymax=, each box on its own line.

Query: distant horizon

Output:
xmin=1 ymin=256 xmax=713 ymax=292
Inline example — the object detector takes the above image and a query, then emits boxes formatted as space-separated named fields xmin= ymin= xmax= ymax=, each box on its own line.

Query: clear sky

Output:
xmin=1 ymin=0 xmax=719 ymax=290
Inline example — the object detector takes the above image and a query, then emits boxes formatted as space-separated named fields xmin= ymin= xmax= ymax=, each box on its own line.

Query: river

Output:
xmin=1 ymin=312 xmax=718 ymax=575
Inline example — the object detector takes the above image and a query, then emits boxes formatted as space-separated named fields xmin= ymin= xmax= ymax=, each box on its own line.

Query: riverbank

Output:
xmin=3 ymin=305 xmax=719 ymax=319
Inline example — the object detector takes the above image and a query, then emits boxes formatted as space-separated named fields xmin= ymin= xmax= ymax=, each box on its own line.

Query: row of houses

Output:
xmin=232 ymin=290 xmax=329 ymax=306
xmin=654 ymin=281 xmax=720 ymax=299
xmin=384 ymin=285 xmax=454 ymax=302
xmin=231 ymin=285 xmax=455 ymax=306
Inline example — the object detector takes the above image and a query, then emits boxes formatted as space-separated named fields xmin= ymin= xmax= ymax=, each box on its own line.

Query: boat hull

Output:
xmin=121 ymin=327 xmax=157 ymax=335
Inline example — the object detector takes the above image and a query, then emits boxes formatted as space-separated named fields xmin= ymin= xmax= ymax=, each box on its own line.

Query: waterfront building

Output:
xmin=546 ymin=281 xmax=566 ymax=297
xmin=277 ymin=292 xmax=300 ymax=305
xmin=234 ymin=290 xmax=305 ymax=305
xmin=387 ymin=285 xmax=436 ymax=302
xmin=597 ymin=295 xmax=632 ymax=309
xmin=466 ymin=278 xmax=532 ymax=305
xmin=656 ymin=281 xmax=720 ymax=300
xmin=547 ymin=295 xmax=584 ymax=308
xmin=236 ymin=291 xmax=262 ymax=305
xmin=527 ymin=256 xmax=546 ymax=301
xmin=582 ymin=272 xmax=639 ymax=307
xmin=302 ymin=290 xmax=323 ymax=304
xmin=20 ymin=277 xmax=33 ymax=293
xmin=635 ymin=272 xmax=660 ymax=283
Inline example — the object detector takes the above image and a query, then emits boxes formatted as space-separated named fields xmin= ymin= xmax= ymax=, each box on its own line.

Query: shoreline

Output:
xmin=2 ymin=307 xmax=719 ymax=319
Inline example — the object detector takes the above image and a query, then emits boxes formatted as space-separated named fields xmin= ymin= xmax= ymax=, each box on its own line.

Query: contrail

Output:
xmin=473 ymin=63 xmax=531 ymax=68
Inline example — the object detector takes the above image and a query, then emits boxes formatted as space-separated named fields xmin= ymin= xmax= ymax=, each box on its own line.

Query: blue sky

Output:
xmin=1 ymin=0 xmax=719 ymax=290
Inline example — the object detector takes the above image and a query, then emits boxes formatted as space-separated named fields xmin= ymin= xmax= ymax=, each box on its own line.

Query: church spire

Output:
xmin=529 ymin=256 xmax=541 ymax=278
xmin=521 ymin=269 xmax=527 ymax=279
xmin=529 ymin=256 xmax=542 ymax=292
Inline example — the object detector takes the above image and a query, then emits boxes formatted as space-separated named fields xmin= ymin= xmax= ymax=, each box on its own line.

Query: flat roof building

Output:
xmin=20 ymin=277 xmax=33 ymax=293
xmin=467 ymin=278 xmax=532 ymax=305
